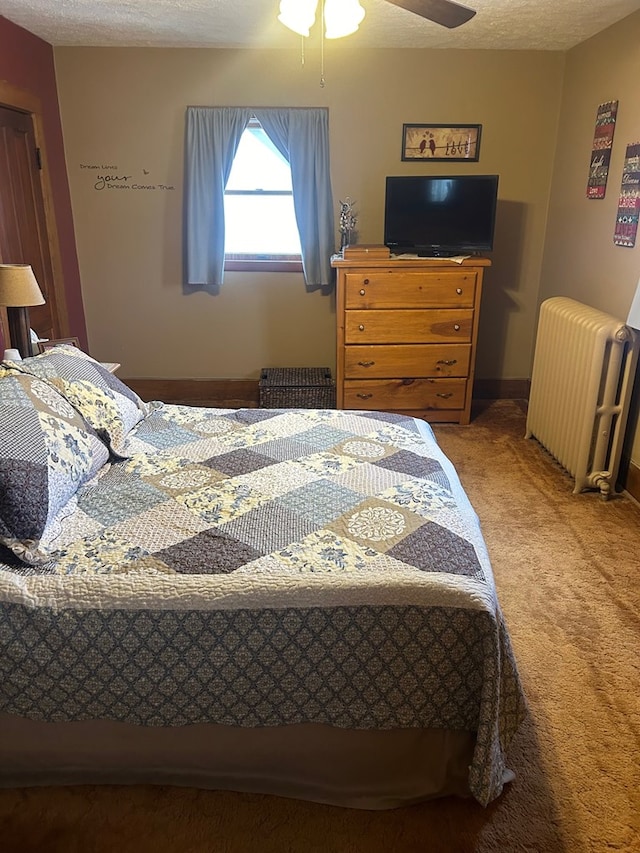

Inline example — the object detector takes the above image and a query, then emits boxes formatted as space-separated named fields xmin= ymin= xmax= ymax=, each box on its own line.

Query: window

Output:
xmin=185 ymin=106 xmax=334 ymax=289
xmin=224 ymin=121 xmax=302 ymax=272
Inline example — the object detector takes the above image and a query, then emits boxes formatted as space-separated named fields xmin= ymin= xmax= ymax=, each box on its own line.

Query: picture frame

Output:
xmin=401 ymin=124 xmax=482 ymax=162
xmin=37 ymin=337 xmax=80 ymax=353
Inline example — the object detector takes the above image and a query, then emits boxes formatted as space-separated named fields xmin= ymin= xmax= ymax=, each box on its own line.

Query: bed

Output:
xmin=0 ymin=346 xmax=526 ymax=809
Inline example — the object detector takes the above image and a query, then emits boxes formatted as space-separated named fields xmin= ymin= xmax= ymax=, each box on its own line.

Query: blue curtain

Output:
xmin=185 ymin=107 xmax=251 ymax=287
xmin=185 ymin=107 xmax=335 ymax=290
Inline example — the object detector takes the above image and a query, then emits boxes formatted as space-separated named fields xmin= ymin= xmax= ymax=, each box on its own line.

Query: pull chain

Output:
xmin=320 ymin=0 xmax=325 ymax=87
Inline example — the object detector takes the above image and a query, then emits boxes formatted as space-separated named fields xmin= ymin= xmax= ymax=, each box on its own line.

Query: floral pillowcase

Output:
xmin=0 ymin=366 xmax=110 ymax=565
xmin=5 ymin=345 xmax=148 ymax=456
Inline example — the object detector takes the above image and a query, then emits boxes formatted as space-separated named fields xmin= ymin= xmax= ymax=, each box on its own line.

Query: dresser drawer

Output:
xmin=344 ymin=272 xmax=476 ymax=309
xmin=345 ymin=310 xmax=473 ymax=344
xmin=344 ymin=344 xmax=471 ymax=378
xmin=344 ymin=378 xmax=466 ymax=410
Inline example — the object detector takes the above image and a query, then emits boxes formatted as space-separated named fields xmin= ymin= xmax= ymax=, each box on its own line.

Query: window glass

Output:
xmin=224 ymin=125 xmax=302 ymax=257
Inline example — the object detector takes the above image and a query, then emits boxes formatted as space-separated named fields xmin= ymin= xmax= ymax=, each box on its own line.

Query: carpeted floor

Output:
xmin=1 ymin=400 xmax=639 ymax=853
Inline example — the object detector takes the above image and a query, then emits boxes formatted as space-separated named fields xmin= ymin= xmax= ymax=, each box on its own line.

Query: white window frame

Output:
xmin=224 ymin=119 xmax=302 ymax=273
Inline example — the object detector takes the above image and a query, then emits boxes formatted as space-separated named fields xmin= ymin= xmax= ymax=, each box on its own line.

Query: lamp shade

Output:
xmin=626 ymin=276 xmax=640 ymax=330
xmin=324 ymin=0 xmax=365 ymax=38
xmin=0 ymin=264 xmax=45 ymax=307
xmin=278 ymin=0 xmax=318 ymax=37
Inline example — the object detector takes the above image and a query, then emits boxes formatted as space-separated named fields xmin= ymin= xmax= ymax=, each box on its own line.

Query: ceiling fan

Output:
xmin=277 ymin=0 xmax=476 ymax=84
xmin=277 ymin=0 xmax=476 ymax=43
xmin=385 ymin=0 xmax=476 ymax=29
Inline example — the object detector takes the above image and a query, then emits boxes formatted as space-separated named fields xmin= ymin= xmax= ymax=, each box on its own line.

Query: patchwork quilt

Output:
xmin=0 ymin=404 xmax=526 ymax=805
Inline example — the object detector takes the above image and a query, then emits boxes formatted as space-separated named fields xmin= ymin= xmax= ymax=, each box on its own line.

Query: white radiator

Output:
xmin=525 ymin=296 xmax=638 ymax=497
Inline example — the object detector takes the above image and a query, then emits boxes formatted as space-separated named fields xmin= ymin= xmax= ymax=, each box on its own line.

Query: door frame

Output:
xmin=0 ymin=80 xmax=70 ymax=345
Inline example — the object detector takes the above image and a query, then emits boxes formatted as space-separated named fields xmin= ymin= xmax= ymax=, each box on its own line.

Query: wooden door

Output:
xmin=0 ymin=104 xmax=62 ymax=345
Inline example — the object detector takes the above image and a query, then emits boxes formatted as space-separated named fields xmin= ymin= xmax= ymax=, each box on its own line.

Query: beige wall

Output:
xmin=540 ymin=10 xmax=640 ymax=466
xmin=53 ymin=45 xmax=563 ymax=382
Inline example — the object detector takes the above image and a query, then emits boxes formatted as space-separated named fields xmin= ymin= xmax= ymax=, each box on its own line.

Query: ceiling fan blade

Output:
xmin=385 ymin=0 xmax=476 ymax=29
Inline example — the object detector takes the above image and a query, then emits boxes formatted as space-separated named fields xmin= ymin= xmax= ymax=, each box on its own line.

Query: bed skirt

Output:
xmin=0 ymin=715 xmax=480 ymax=809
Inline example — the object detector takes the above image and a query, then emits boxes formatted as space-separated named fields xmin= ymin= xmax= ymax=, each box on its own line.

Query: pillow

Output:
xmin=0 ymin=367 xmax=110 ymax=564
xmin=7 ymin=345 xmax=147 ymax=455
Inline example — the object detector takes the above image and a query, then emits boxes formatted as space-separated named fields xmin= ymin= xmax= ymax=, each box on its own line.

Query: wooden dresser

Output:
xmin=332 ymin=254 xmax=491 ymax=425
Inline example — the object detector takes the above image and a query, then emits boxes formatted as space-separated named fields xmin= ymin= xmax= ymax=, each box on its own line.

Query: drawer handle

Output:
xmin=453 ymin=324 xmax=461 ymax=331
xmin=357 ymin=360 xmax=375 ymax=367
xmin=359 ymin=289 xmax=366 ymax=296
xmin=363 ymin=278 xmax=369 ymax=285
xmin=437 ymin=359 xmax=457 ymax=366
xmin=357 ymin=393 xmax=373 ymax=399
xmin=436 ymin=392 xmax=454 ymax=399
xmin=358 ymin=324 xmax=365 ymax=331
xmin=456 ymin=288 xmax=463 ymax=295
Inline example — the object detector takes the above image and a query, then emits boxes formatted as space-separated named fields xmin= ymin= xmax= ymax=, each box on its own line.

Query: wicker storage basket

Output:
xmin=259 ymin=367 xmax=336 ymax=409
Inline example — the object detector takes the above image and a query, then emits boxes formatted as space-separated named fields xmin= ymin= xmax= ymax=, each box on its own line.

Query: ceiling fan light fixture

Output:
xmin=324 ymin=0 xmax=366 ymax=38
xmin=278 ymin=0 xmax=318 ymax=37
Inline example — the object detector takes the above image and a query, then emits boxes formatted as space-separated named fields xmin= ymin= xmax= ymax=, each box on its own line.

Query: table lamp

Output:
xmin=0 ymin=264 xmax=45 ymax=358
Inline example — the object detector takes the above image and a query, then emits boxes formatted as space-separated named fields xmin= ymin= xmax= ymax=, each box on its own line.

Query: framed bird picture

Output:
xmin=401 ymin=124 xmax=481 ymax=162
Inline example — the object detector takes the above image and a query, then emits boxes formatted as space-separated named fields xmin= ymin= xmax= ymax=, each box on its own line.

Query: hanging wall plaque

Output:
xmin=587 ymin=100 xmax=618 ymax=199
xmin=613 ymin=142 xmax=640 ymax=248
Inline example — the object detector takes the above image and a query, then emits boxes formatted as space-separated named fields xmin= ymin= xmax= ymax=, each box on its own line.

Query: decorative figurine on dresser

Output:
xmin=332 ymin=246 xmax=491 ymax=425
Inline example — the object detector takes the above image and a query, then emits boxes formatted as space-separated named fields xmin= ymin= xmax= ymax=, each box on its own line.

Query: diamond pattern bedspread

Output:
xmin=0 ymin=404 xmax=525 ymax=804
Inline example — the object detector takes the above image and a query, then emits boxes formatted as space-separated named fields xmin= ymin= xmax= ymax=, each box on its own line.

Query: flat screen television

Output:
xmin=384 ymin=174 xmax=499 ymax=257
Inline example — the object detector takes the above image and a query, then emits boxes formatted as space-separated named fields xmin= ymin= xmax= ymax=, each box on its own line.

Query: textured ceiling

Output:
xmin=1 ymin=0 xmax=640 ymax=50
